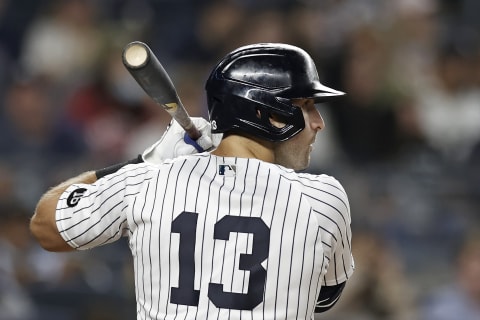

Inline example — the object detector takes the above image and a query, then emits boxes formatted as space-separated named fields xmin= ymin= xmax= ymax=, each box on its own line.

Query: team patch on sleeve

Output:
xmin=66 ymin=188 xmax=87 ymax=207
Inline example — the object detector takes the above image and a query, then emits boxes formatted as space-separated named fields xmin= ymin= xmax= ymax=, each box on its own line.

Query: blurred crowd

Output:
xmin=0 ymin=0 xmax=479 ymax=319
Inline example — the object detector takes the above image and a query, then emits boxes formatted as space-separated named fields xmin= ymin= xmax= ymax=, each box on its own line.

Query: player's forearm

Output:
xmin=30 ymin=171 xmax=97 ymax=252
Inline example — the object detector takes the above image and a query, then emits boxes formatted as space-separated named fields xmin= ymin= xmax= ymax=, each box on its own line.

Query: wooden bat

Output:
xmin=122 ymin=41 xmax=201 ymax=140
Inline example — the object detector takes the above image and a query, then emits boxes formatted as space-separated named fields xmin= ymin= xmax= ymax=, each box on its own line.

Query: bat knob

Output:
xmin=123 ymin=42 xmax=149 ymax=69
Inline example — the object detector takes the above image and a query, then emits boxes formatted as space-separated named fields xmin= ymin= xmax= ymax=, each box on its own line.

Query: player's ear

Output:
xmin=268 ymin=112 xmax=287 ymax=129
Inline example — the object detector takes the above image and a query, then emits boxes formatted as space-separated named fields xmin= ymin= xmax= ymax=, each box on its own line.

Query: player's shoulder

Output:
xmin=121 ymin=153 xmax=212 ymax=174
xmin=116 ymin=161 xmax=164 ymax=180
xmin=274 ymin=165 xmax=346 ymax=193
xmin=297 ymin=171 xmax=346 ymax=192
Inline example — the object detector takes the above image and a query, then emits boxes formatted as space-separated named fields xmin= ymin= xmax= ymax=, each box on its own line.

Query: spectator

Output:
xmin=326 ymin=25 xmax=403 ymax=164
xmin=413 ymin=42 xmax=480 ymax=163
xmin=0 ymin=77 xmax=87 ymax=206
xmin=421 ymin=231 xmax=480 ymax=320
xmin=20 ymin=0 xmax=103 ymax=84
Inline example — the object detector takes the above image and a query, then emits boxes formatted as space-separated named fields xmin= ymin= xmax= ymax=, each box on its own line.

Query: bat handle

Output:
xmin=184 ymin=125 xmax=202 ymax=141
xmin=165 ymin=102 xmax=202 ymax=140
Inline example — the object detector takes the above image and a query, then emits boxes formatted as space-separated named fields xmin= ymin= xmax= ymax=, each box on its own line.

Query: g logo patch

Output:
xmin=67 ymin=188 xmax=87 ymax=207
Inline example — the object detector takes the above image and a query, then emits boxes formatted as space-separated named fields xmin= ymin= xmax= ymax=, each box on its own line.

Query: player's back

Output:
xmin=127 ymin=153 xmax=352 ymax=320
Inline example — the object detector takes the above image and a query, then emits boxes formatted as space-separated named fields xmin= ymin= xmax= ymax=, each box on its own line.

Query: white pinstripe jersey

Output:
xmin=56 ymin=153 xmax=354 ymax=320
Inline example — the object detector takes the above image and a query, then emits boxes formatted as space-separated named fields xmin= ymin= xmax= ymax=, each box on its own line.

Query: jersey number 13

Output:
xmin=170 ymin=212 xmax=270 ymax=310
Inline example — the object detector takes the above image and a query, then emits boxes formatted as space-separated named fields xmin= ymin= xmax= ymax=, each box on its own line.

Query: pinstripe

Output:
xmin=196 ymin=156 xmax=214 ymax=320
xmin=162 ymin=163 xmax=178 ymax=319
xmin=333 ymin=252 xmax=338 ymax=285
xmin=194 ymin=157 xmax=211 ymax=320
xmin=58 ymin=216 xmax=89 ymax=233
xmin=228 ymin=158 xmax=247 ymax=308
xmin=74 ymin=215 xmax=121 ymax=248
xmin=169 ymin=159 xmax=186 ymax=320
xmin=264 ymin=172 xmax=281 ymax=320
xmin=184 ymin=158 xmax=201 ymax=207
xmin=295 ymin=203 xmax=312 ymax=319
xmin=66 ymin=201 xmax=122 ymax=243
xmin=137 ymin=178 xmax=149 ymax=320
xmin=96 ymin=218 xmax=128 ymax=246
xmin=243 ymin=160 xmax=260 ymax=320
xmin=307 ymin=228 xmax=322 ymax=315
xmin=260 ymin=168 xmax=271 ymax=320
xmin=205 ymin=156 xmax=225 ymax=320
xmin=130 ymin=195 xmax=140 ymax=319
xmin=318 ymin=225 xmax=337 ymax=242
xmin=180 ymin=157 xmax=201 ymax=320
xmin=314 ymin=253 xmax=326 ymax=311
xmin=303 ymin=193 xmax=347 ymax=227
xmin=273 ymin=178 xmax=291 ymax=319
xmin=221 ymin=157 xmax=237 ymax=320
xmin=284 ymin=189 xmax=301 ymax=317
xmin=147 ymin=170 xmax=161 ymax=319
xmin=183 ymin=158 xmax=206 ymax=320
xmin=140 ymin=182 xmax=151 ymax=320
xmin=154 ymin=166 xmax=170 ymax=320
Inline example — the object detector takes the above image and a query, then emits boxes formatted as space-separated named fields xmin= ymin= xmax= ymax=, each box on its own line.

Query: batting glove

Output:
xmin=142 ymin=117 xmax=219 ymax=164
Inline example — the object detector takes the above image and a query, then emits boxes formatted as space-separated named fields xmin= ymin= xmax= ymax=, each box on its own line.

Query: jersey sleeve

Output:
xmin=322 ymin=176 xmax=354 ymax=286
xmin=55 ymin=167 xmax=134 ymax=250
xmin=305 ymin=173 xmax=354 ymax=286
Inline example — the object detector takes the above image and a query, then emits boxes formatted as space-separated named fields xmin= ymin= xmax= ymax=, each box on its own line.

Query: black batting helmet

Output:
xmin=205 ymin=43 xmax=345 ymax=142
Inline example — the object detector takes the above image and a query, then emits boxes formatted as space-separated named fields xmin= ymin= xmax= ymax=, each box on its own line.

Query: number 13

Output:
xmin=170 ymin=212 xmax=270 ymax=310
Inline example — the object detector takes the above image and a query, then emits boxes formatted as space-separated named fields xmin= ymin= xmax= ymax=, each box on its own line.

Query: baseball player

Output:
xmin=30 ymin=43 xmax=354 ymax=319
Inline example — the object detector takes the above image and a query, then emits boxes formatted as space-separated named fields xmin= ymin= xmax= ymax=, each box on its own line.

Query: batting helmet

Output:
xmin=205 ymin=43 xmax=345 ymax=141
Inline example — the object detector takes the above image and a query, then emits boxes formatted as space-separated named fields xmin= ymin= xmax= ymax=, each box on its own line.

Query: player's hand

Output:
xmin=142 ymin=117 xmax=220 ymax=164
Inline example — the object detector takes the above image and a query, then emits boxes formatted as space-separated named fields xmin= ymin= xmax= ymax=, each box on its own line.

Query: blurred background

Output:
xmin=0 ymin=0 xmax=479 ymax=319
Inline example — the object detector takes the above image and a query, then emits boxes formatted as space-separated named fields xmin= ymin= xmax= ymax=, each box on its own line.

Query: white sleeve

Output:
xmin=322 ymin=178 xmax=354 ymax=286
xmin=306 ymin=173 xmax=354 ymax=286
xmin=323 ymin=222 xmax=354 ymax=285
xmin=55 ymin=172 xmax=130 ymax=250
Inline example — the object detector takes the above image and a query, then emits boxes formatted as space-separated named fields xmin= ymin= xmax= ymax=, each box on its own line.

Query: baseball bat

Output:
xmin=122 ymin=41 xmax=201 ymax=140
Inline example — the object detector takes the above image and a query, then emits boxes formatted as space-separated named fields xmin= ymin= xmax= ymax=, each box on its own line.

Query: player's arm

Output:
xmin=30 ymin=171 xmax=97 ymax=252
xmin=30 ymin=118 xmax=214 ymax=252
xmin=314 ymin=176 xmax=354 ymax=313
xmin=30 ymin=155 xmax=145 ymax=252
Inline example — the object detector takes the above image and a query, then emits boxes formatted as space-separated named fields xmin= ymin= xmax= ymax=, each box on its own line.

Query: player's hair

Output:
xmin=205 ymin=43 xmax=345 ymax=142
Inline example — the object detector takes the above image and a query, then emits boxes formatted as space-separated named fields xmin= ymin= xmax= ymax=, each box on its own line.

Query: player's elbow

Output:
xmin=30 ymin=217 xmax=51 ymax=251
xmin=30 ymin=205 xmax=73 ymax=252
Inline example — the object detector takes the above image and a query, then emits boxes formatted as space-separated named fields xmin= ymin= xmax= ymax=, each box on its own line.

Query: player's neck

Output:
xmin=211 ymin=134 xmax=275 ymax=163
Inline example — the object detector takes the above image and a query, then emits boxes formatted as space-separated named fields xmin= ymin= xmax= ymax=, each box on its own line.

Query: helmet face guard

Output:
xmin=206 ymin=43 xmax=345 ymax=141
